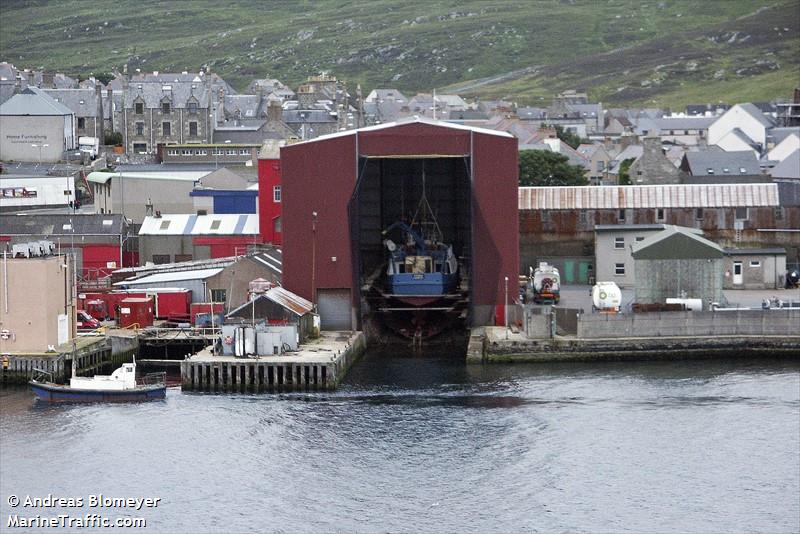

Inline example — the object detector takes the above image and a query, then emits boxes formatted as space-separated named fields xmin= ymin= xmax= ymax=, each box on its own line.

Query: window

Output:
xmin=182 ymin=148 xmax=193 ymax=155
xmin=189 ymin=122 xmax=198 ymax=136
xmin=618 ymin=209 xmax=626 ymax=222
xmin=273 ymin=216 xmax=282 ymax=233
xmin=614 ymin=237 xmax=625 ymax=249
xmin=175 ymin=254 xmax=193 ymax=263
xmin=774 ymin=207 xmax=784 ymax=220
xmin=226 ymin=148 xmax=236 ymax=155
xmin=197 ymin=209 xmax=207 ymax=216
xmin=152 ymin=254 xmax=170 ymax=264
xmin=656 ymin=208 xmax=665 ymax=222
xmin=188 ymin=102 xmax=198 ymax=114
xmin=210 ymin=220 xmax=222 ymax=230
xmin=541 ymin=210 xmax=550 ymax=222
xmin=614 ymin=263 xmax=625 ymax=275
xmin=133 ymin=143 xmax=147 ymax=154
xmin=162 ymin=122 xmax=171 ymax=136
xmin=735 ymin=207 xmax=748 ymax=221
xmin=749 ymin=260 xmax=761 ymax=268
xmin=210 ymin=289 xmax=227 ymax=302
xmin=162 ymin=102 xmax=171 ymax=114
xmin=635 ymin=236 xmax=645 ymax=242
xmin=695 ymin=208 xmax=704 ymax=220
xmin=596 ymin=160 xmax=605 ymax=172
xmin=197 ymin=149 xmax=207 ymax=156
xmin=273 ymin=185 xmax=281 ymax=202
xmin=77 ymin=117 xmax=85 ymax=129
xmin=212 ymin=148 xmax=223 ymax=155
xmin=135 ymin=122 xmax=144 ymax=136
xmin=578 ymin=209 xmax=587 ymax=224
xmin=135 ymin=102 xmax=144 ymax=114
xmin=239 ymin=148 xmax=249 ymax=155
xmin=159 ymin=220 xmax=170 ymax=230
xmin=167 ymin=149 xmax=179 ymax=156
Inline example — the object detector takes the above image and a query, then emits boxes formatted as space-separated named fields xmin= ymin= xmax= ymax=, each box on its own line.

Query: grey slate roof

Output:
xmin=632 ymin=225 xmax=724 ymax=260
xmin=0 ymin=87 xmax=73 ymax=116
xmin=683 ymin=150 xmax=761 ymax=176
xmin=517 ymin=107 xmax=547 ymax=119
xmin=42 ymin=88 xmax=98 ymax=117
xmin=770 ymin=150 xmax=800 ymax=180
xmin=655 ymin=117 xmax=715 ymax=131
xmin=125 ymin=81 xmax=209 ymax=109
xmin=777 ymin=181 xmax=800 ymax=206
xmin=282 ymin=109 xmax=337 ymax=124
xmin=0 ymin=213 xmax=128 ymax=236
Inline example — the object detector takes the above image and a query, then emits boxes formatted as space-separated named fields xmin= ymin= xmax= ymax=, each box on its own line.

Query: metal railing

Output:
xmin=137 ymin=372 xmax=166 ymax=387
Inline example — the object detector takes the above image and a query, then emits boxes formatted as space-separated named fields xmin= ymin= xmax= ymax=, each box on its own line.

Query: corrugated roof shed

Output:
xmin=519 ymin=183 xmax=779 ymax=210
xmin=138 ymin=214 xmax=258 ymax=235
xmin=115 ymin=267 xmax=223 ymax=286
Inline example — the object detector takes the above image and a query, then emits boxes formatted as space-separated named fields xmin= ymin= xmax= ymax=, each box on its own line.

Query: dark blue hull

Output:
xmin=29 ymin=381 xmax=166 ymax=403
xmin=389 ymin=272 xmax=458 ymax=296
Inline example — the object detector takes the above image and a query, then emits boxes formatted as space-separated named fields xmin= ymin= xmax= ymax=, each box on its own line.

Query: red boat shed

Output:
xmin=281 ymin=117 xmax=519 ymax=330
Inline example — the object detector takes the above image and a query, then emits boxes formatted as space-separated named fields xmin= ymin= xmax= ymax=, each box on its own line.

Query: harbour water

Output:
xmin=1 ymin=351 xmax=798 ymax=533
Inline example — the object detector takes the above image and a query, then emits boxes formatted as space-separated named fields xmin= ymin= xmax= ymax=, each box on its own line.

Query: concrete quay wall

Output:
xmin=577 ymin=309 xmax=799 ymax=339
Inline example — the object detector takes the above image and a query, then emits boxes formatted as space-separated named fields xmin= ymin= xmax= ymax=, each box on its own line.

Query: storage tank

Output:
xmin=118 ymin=297 xmax=155 ymax=328
xmin=591 ymin=282 xmax=622 ymax=312
xmin=531 ymin=262 xmax=560 ymax=304
xmin=665 ymin=298 xmax=703 ymax=311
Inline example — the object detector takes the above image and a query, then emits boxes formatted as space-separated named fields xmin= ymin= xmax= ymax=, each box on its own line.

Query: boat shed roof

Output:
xmin=519 ymin=183 xmax=779 ymax=210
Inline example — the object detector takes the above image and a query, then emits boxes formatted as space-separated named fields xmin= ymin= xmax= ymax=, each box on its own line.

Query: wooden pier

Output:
xmin=180 ymin=331 xmax=366 ymax=392
xmin=0 ymin=335 xmax=126 ymax=385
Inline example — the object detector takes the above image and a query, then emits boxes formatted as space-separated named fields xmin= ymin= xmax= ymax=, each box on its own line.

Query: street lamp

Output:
xmin=504 ymin=276 xmax=509 ymax=339
xmin=31 ymin=143 xmax=49 ymax=166
xmin=311 ymin=211 xmax=318 ymax=309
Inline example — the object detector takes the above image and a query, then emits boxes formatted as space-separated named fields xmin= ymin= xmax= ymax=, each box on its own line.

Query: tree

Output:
xmin=617 ymin=157 xmax=636 ymax=185
xmin=519 ymin=149 xmax=588 ymax=187
xmin=552 ymin=124 xmax=586 ymax=149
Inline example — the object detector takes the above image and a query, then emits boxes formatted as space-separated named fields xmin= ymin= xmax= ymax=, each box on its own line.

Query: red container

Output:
xmin=144 ymin=289 xmax=192 ymax=319
xmin=118 ymin=297 xmax=155 ymax=328
xmin=190 ymin=302 xmax=225 ymax=326
xmin=85 ymin=299 xmax=108 ymax=321
xmin=107 ymin=291 xmax=146 ymax=319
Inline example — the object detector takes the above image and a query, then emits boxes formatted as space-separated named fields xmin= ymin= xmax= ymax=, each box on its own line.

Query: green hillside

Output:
xmin=1 ymin=0 xmax=798 ymax=107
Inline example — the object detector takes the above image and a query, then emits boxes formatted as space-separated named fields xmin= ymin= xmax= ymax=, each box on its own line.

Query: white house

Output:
xmin=767 ymin=133 xmax=800 ymax=163
xmin=708 ymin=103 xmax=774 ymax=152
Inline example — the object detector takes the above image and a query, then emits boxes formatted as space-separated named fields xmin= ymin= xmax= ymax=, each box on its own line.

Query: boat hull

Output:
xmin=29 ymin=380 xmax=166 ymax=403
xmin=388 ymin=272 xmax=458 ymax=296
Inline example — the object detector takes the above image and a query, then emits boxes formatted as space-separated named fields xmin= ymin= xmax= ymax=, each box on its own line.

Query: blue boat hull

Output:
xmin=29 ymin=381 xmax=166 ymax=403
xmin=389 ymin=272 xmax=458 ymax=296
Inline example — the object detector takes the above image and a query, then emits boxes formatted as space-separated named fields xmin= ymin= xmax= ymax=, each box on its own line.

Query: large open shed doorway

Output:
xmin=351 ymin=156 xmax=472 ymax=341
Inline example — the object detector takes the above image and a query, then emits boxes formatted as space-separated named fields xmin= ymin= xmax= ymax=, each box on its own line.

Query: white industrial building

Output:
xmin=0 ymin=87 xmax=75 ymax=162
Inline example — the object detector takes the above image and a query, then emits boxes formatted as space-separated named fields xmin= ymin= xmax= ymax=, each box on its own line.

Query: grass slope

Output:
xmin=1 ymin=0 xmax=797 ymax=107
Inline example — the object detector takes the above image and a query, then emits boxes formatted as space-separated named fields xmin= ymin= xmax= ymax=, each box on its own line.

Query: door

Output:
xmin=733 ymin=261 xmax=743 ymax=285
xmin=564 ymin=260 xmax=576 ymax=284
xmin=317 ymin=289 xmax=352 ymax=331
xmin=578 ymin=262 xmax=591 ymax=284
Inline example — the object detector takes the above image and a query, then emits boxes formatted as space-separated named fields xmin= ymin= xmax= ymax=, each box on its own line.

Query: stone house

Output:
xmin=628 ymin=137 xmax=685 ymax=185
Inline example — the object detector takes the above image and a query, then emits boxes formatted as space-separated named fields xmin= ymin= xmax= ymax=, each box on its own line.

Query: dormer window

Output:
xmin=162 ymin=102 xmax=171 ymax=114
xmin=188 ymin=102 xmax=198 ymax=114
xmin=135 ymin=102 xmax=144 ymax=114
